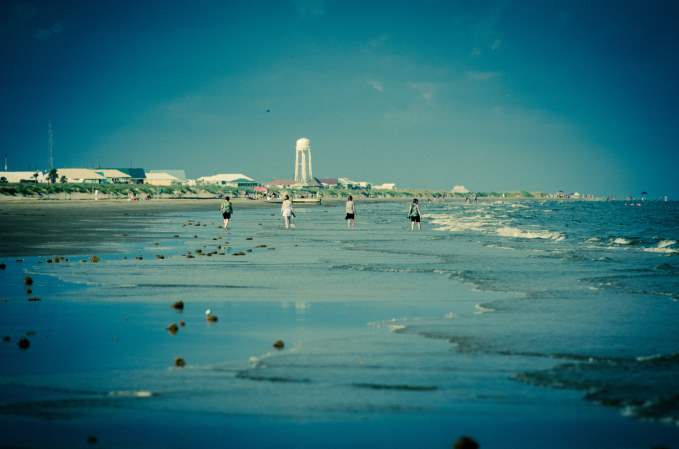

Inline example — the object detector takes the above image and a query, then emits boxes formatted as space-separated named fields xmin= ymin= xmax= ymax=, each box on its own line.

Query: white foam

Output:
xmin=658 ymin=240 xmax=676 ymax=248
xmin=444 ymin=312 xmax=456 ymax=319
xmin=496 ymin=226 xmax=564 ymax=241
xmin=642 ymin=247 xmax=679 ymax=254
xmin=108 ymin=390 xmax=153 ymax=398
xmin=474 ymin=304 xmax=495 ymax=314
xmin=613 ymin=237 xmax=632 ymax=245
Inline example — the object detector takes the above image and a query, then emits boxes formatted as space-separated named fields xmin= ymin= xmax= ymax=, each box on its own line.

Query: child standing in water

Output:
xmin=408 ymin=198 xmax=422 ymax=231
xmin=220 ymin=195 xmax=233 ymax=230
xmin=345 ymin=195 xmax=356 ymax=229
xmin=281 ymin=195 xmax=295 ymax=229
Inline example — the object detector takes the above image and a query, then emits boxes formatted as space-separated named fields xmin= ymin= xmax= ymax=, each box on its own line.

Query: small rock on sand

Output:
xmin=246 ymin=237 xmax=253 ymax=240
xmin=205 ymin=309 xmax=218 ymax=322
xmin=24 ymin=276 xmax=33 ymax=286
xmin=172 ymin=300 xmax=185 ymax=310
xmin=156 ymin=255 xmax=165 ymax=260
xmin=453 ymin=436 xmax=479 ymax=449
xmin=18 ymin=337 xmax=30 ymax=350
xmin=273 ymin=340 xmax=285 ymax=349
xmin=167 ymin=323 xmax=179 ymax=335
xmin=90 ymin=255 xmax=100 ymax=263
xmin=135 ymin=256 xmax=143 ymax=260
xmin=175 ymin=357 xmax=186 ymax=367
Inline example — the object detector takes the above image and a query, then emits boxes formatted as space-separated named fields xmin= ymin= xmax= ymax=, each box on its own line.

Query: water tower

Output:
xmin=294 ymin=137 xmax=313 ymax=184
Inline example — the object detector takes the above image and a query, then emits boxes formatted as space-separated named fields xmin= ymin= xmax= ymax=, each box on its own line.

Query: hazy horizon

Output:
xmin=2 ymin=1 xmax=678 ymax=197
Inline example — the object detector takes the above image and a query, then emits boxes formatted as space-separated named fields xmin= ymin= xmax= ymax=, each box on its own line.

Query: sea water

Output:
xmin=0 ymin=200 xmax=678 ymax=448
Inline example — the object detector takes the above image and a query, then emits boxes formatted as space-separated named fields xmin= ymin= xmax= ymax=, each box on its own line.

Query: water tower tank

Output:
xmin=296 ymin=137 xmax=311 ymax=151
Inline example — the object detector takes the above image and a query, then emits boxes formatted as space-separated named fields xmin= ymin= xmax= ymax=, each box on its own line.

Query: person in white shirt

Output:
xmin=281 ymin=195 xmax=295 ymax=229
xmin=345 ymin=195 xmax=356 ymax=229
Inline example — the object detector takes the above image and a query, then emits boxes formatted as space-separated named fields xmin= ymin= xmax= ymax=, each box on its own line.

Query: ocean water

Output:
xmin=0 ymin=200 xmax=678 ymax=448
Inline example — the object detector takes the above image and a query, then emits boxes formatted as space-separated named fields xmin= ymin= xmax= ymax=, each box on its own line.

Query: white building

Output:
xmin=147 ymin=169 xmax=187 ymax=183
xmin=94 ymin=169 xmax=132 ymax=183
xmin=338 ymin=177 xmax=371 ymax=189
xmin=0 ymin=171 xmax=47 ymax=183
xmin=451 ymin=185 xmax=470 ymax=194
xmin=145 ymin=172 xmax=183 ymax=186
xmin=197 ymin=173 xmax=258 ymax=188
xmin=373 ymin=183 xmax=396 ymax=191
xmin=57 ymin=168 xmax=106 ymax=183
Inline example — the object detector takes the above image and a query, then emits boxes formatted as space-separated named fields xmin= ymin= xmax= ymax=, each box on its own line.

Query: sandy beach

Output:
xmin=0 ymin=200 xmax=677 ymax=449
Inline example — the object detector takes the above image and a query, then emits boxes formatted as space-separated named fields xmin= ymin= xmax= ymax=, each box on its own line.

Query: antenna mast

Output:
xmin=48 ymin=121 xmax=54 ymax=170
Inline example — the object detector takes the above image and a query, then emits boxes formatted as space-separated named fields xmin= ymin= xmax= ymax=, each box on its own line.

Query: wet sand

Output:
xmin=0 ymin=199 xmax=272 ymax=257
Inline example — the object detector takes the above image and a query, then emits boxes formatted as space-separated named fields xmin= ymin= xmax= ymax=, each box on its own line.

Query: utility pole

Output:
xmin=48 ymin=121 xmax=54 ymax=170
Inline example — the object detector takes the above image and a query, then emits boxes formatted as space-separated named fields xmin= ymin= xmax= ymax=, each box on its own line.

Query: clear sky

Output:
xmin=1 ymin=0 xmax=678 ymax=196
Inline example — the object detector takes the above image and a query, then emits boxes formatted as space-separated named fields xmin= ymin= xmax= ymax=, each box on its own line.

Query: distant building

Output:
xmin=373 ymin=183 xmax=396 ymax=191
xmin=319 ymin=178 xmax=338 ymax=188
xmin=338 ymin=177 xmax=371 ymax=189
xmin=451 ymin=185 xmax=470 ymax=194
xmin=94 ymin=169 xmax=132 ymax=184
xmin=197 ymin=173 xmax=258 ymax=188
xmin=58 ymin=168 xmax=106 ymax=183
xmin=0 ymin=171 xmax=46 ymax=183
xmin=266 ymin=179 xmax=296 ymax=188
xmin=113 ymin=168 xmax=146 ymax=184
xmin=145 ymin=172 xmax=183 ymax=186
xmin=147 ymin=169 xmax=187 ymax=183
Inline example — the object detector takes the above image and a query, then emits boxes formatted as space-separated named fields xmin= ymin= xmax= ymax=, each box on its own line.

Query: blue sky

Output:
xmin=1 ymin=0 xmax=678 ymax=195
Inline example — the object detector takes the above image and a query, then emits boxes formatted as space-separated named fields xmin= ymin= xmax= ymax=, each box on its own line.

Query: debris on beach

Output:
xmin=175 ymin=357 xmax=186 ymax=367
xmin=17 ymin=337 xmax=30 ymax=350
xmin=172 ymin=300 xmax=185 ymax=310
xmin=205 ymin=309 xmax=218 ymax=322
xmin=90 ymin=255 xmax=100 ymax=263
xmin=24 ymin=276 xmax=33 ymax=286
xmin=273 ymin=340 xmax=285 ymax=349
xmin=167 ymin=323 xmax=179 ymax=335
xmin=453 ymin=436 xmax=479 ymax=449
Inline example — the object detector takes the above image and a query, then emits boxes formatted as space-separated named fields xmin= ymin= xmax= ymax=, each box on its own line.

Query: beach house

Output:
xmin=0 ymin=171 xmax=47 ymax=183
xmin=57 ymin=168 xmax=106 ymax=183
xmin=197 ymin=173 xmax=258 ymax=188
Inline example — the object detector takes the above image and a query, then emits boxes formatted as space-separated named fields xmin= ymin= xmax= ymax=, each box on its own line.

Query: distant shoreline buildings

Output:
xmin=0 ymin=137 xmax=623 ymax=200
